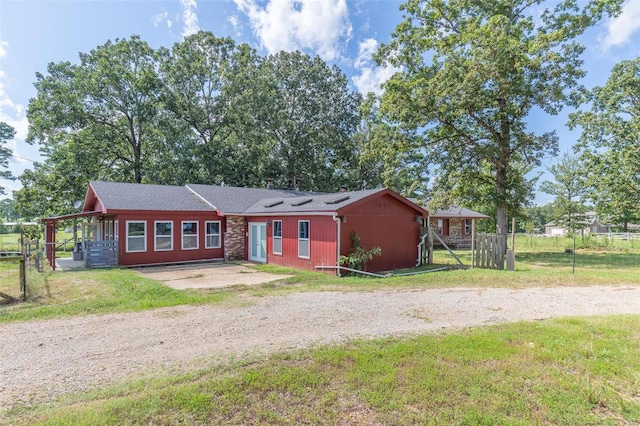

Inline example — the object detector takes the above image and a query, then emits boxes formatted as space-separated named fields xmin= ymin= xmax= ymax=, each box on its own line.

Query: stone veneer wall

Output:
xmin=225 ymin=215 xmax=246 ymax=260
xmin=449 ymin=218 xmax=463 ymax=237
xmin=430 ymin=218 xmax=472 ymax=247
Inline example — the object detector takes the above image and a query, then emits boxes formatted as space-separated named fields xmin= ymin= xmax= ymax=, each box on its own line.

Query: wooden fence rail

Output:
xmin=474 ymin=233 xmax=507 ymax=270
xmin=84 ymin=240 xmax=118 ymax=268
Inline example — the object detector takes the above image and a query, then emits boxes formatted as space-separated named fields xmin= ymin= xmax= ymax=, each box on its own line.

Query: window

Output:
xmin=436 ymin=219 xmax=443 ymax=235
xmin=104 ymin=220 xmax=114 ymax=240
xmin=464 ymin=219 xmax=471 ymax=235
xmin=273 ymin=220 xmax=282 ymax=254
xmin=114 ymin=220 xmax=119 ymax=240
xmin=182 ymin=221 xmax=199 ymax=250
xmin=298 ymin=220 xmax=309 ymax=258
xmin=155 ymin=221 xmax=173 ymax=251
xmin=205 ymin=221 xmax=221 ymax=249
xmin=126 ymin=221 xmax=146 ymax=252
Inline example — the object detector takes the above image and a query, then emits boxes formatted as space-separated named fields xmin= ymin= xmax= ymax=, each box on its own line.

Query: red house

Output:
xmin=42 ymin=181 xmax=429 ymax=274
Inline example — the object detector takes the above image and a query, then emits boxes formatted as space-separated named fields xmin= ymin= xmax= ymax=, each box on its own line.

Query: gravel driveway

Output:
xmin=1 ymin=285 xmax=639 ymax=410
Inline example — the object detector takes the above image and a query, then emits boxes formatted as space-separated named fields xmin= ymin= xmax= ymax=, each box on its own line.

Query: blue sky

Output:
xmin=0 ymin=0 xmax=639 ymax=204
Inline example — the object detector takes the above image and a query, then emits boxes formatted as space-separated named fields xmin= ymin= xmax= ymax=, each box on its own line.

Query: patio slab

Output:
xmin=133 ymin=263 xmax=292 ymax=289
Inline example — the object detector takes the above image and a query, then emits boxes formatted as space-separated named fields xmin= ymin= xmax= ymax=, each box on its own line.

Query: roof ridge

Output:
xmin=184 ymin=184 xmax=217 ymax=210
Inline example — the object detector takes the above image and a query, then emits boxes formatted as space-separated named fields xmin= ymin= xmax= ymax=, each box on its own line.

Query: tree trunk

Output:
xmin=495 ymin=98 xmax=510 ymax=238
xmin=496 ymin=204 xmax=508 ymax=237
xmin=133 ymin=142 xmax=142 ymax=184
xmin=495 ymin=156 xmax=508 ymax=237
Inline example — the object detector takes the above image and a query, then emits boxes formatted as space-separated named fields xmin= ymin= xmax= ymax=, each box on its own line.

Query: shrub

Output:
xmin=339 ymin=231 xmax=382 ymax=272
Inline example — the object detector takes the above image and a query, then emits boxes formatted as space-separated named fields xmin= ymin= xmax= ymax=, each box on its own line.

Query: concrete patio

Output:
xmin=53 ymin=258 xmax=292 ymax=289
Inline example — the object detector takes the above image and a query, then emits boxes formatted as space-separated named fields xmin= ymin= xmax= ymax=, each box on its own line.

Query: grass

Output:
xmin=2 ymin=236 xmax=640 ymax=424
xmin=5 ymin=315 xmax=639 ymax=425
xmin=2 ymin=235 xmax=640 ymax=323
xmin=0 ymin=232 xmax=24 ymax=252
xmin=0 ymin=267 xmax=236 ymax=323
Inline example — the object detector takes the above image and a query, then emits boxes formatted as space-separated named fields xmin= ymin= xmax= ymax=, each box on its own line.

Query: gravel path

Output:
xmin=1 ymin=285 xmax=639 ymax=409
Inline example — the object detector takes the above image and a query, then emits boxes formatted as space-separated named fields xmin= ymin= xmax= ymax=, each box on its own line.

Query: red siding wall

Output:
xmin=249 ymin=215 xmax=338 ymax=272
xmin=339 ymin=193 xmax=422 ymax=271
xmin=114 ymin=211 xmax=225 ymax=266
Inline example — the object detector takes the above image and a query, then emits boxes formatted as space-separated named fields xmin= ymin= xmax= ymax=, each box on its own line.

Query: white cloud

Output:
xmin=228 ymin=14 xmax=239 ymax=29
xmin=228 ymin=14 xmax=242 ymax=37
xmin=233 ymin=0 xmax=352 ymax=61
xmin=601 ymin=0 xmax=640 ymax=50
xmin=180 ymin=0 xmax=200 ymax=39
xmin=0 ymin=41 xmax=32 ymax=168
xmin=352 ymin=38 xmax=401 ymax=95
xmin=152 ymin=11 xmax=172 ymax=29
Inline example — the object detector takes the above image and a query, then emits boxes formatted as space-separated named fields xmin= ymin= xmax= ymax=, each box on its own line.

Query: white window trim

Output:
xmin=126 ymin=220 xmax=146 ymax=253
xmin=298 ymin=220 xmax=310 ymax=259
xmin=114 ymin=220 xmax=119 ymax=240
xmin=181 ymin=220 xmax=199 ymax=250
xmin=273 ymin=220 xmax=282 ymax=255
xmin=464 ymin=219 xmax=471 ymax=235
xmin=154 ymin=220 xmax=173 ymax=252
xmin=205 ymin=221 xmax=221 ymax=249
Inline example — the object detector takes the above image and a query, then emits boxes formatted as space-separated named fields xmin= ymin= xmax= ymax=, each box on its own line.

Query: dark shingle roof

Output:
xmin=243 ymin=188 xmax=386 ymax=214
xmin=429 ymin=206 xmax=489 ymax=219
xmin=185 ymin=184 xmax=316 ymax=214
xmin=89 ymin=181 xmax=214 ymax=212
xmin=87 ymin=182 xmax=424 ymax=217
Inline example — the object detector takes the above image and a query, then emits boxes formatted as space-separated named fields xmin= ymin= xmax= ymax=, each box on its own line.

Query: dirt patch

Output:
xmin=134 ymin=263 xmax=292 ymax=289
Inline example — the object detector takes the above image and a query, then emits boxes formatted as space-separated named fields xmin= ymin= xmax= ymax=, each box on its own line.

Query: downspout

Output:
xmin=333 ymin=213 xmax=341 ymax=277
xmin=416 ymin=215 xmax=428 ymax=267
xmin=417 ymin=231 xmax=429 ymax=267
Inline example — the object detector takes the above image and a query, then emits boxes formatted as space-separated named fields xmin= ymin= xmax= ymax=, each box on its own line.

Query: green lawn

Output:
xmin=6 ymin=315 xmax=639 ymax=425
xmin=2 ymin=234 xmax=640 ymax=323
xmin=2 ymin=237 xmax=640 ymax=424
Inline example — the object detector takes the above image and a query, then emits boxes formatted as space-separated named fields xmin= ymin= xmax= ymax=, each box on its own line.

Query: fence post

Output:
xmin=572 ymin=234 xmax=576 ymax=275
xmin=20 ymin=257 xmax=26 ymax=300
xmin=471 ymin=219 xmax=476 ymax=269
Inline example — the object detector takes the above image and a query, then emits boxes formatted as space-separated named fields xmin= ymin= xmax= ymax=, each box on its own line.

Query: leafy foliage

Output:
xmin=18 ymin=33 xmax=368 ymax=216
xmin=27 ymin=36 xmax=164 ymax=184
xmin=376 ymin=0 xmax=623 ymax=236
xmin=20 ymin=224 xmax=43 ymax=242
xmin=0 ymin=198 xmax=19 ymax=222
xmin=0 ymin=122 xmax=15 ymax=194
xmin=540 ymin=153 xmax=589 ymax=235
xmin=159 ymin=32 xmax=261 ymax=186
xmin=339 ymin=231 xmax=382 ymax=272
xmin=569 ymin=58 xmax=640 ymax=230
xmin=346 ymin=93 xmax=429 ymax=198
xmin=244 ymin=51 xmax=362 ymax=192
xmin=520 ymin=203 xmax=554 ymax=234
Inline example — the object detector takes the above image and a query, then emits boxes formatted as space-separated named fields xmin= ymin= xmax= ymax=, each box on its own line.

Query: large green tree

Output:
xmin=0 ymin=122 xmax=15 ymax=194
xmin=244 ymin=51 xmax=361 ymax=191
xmin=27 ymin=36 xmax=164 ymax=186
xmin=376 ymin=0 xmax=622 ymax=237
xmin=521 ymin=203 xmax=554 ymax=234
xmin=540 ymin=153 xmax=588 ymax=234
xmin=569 ymin=58 xmax=640 ymax=230
xmin=159 ymin=31 xmax=262 ymax=186
xmin=345 ymin=93 xmax=429 ymax=196
xmin=0 ymin=198 xmax=18 ymax=222
xmin=14 ymin=138 xmax=104 ymax=219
